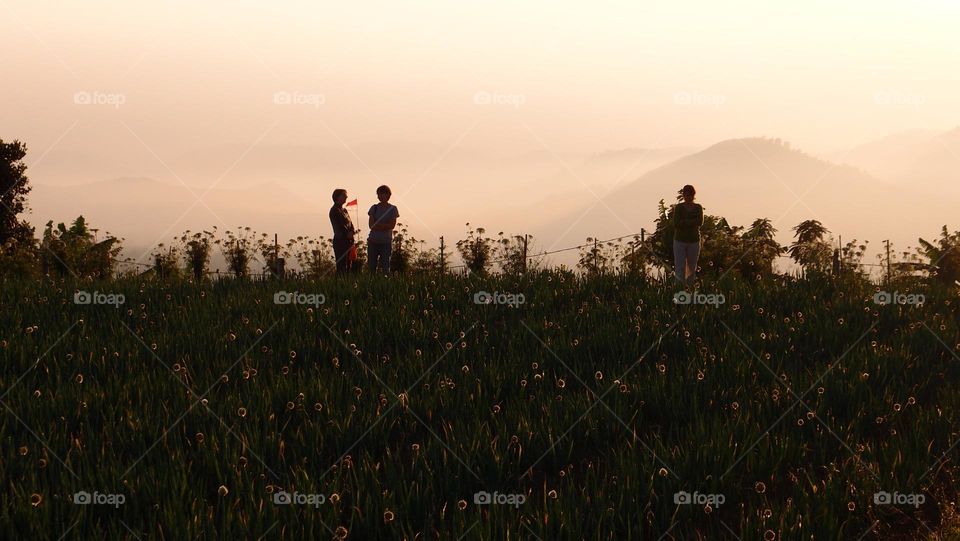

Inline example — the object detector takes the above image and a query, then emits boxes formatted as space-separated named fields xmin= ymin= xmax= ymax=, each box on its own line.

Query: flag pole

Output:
xmin=355 ymin=199 xmax=360 ymax=234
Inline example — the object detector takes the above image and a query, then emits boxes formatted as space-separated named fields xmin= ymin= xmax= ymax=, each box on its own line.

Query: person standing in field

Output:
xmin=329 ymin=188 xmax=357 ymax=276
xmin=673 ymin=184 xmax=704 ymax=286
xmin=367 ymin=185 xmax=399 ymax=274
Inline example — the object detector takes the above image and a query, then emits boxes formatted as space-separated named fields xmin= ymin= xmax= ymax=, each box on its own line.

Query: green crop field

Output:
xmin=1 ymin=271 xmax=958 ymax=540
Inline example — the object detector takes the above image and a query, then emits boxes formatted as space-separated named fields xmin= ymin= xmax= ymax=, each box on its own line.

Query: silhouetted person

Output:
xmin=367 ymin=185 xmax=398 ymax=274
xmin=673 ymin=184 xmax=704 ymax=286
xmin=329 ymin=188 xmax=356 ymax=276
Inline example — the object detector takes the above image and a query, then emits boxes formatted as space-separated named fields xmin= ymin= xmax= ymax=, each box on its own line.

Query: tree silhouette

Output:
xmin=0 ymin=139 xmax=38 ymax=277
xmin=40 ymin=216 xmax=122 ymax=279
xmin=788 ymin=220 xmax=832 ymax=276
xmin=287 ymin=235 xmax=335 ymax=279
xmin=742 ymin=218 xmax=784 ymax=276
xmin=496 ymin=232 xmax=536 ymax=275
xmin=577 ymin=237 xmax=617 ymax=275
xmin=916 ymin=226 xmax=960 ymax=285
xmin=390 ymin=222 xmax=419 ymax=274
xmin=0 ymin=139 xmax=34 ymax=247
xmin=839 ymin=238 xmax=869 ymax=279
xmin=179 ymin=228 xmax=216 ymax=281
xmin=619 ymin=234 xmax=658 ymax=278
xmin=217 ymin=227 xmax=257 ymax=278
xmin=456 ymin=224 xmax=494 ymax=275
xmin=149 ymin=243 xmax=182 ymax=280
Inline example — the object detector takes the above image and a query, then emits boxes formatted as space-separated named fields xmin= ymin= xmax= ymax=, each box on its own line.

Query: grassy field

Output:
xmin=1 ymin=271 xmax=958 ymax=540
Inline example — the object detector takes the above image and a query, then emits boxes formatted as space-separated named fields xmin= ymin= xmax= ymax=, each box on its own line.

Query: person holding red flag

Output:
xmin=330 ymin=188 xmax=357 ymax=275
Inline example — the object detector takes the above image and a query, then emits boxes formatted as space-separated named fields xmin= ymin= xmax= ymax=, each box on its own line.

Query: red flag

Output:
xmin=345 ymin=198 xmax=358 ymax=207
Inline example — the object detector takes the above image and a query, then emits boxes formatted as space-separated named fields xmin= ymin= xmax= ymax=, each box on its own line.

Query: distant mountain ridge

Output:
xmin=24 ymin=137 xmax=958 ymax=270
xmin=830 ymin=127 xmax=960 ymax=193
xmin=539 ymin=136 xmax=953 ymax=262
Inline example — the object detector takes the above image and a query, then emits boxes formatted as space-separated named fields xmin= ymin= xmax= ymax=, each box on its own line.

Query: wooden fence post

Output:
xmin=439 ymin=236 xmax=446 ymax=274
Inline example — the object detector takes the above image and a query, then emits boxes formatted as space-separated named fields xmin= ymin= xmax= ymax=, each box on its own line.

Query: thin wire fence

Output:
xmin=109 ymin=226 xmax=896 ymax=280
xmin=446 ymin=231 xmax=653 ymax=270
xmin=108 ymin=229 xmax=655 ymax=278
xmin=109 ymin=257 xmax=296 ymax=280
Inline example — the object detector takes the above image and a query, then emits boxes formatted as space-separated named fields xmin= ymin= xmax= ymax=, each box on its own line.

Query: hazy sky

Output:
xmin=3 ymin=0 xmax=959 ymax=173
xmin=3 ymin=0 xmax=959 ymax=275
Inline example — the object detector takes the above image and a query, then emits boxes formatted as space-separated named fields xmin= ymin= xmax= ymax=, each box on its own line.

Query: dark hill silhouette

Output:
xmin=538 ymin=137 xmax=953 ymax=260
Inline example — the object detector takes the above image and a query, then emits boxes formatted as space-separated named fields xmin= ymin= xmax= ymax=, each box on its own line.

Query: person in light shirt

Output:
xmin=367 ymin=185 xmax=399 ymax=274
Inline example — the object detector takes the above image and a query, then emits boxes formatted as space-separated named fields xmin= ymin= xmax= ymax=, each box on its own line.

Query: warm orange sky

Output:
xmin=3 ymin=0 xmax=959 ymax=167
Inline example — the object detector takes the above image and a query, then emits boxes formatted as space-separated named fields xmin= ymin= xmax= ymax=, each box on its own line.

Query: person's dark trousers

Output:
xmin=332 ymin=237 xmax=353 ymax=276
xmin=367 ymin=241 xmax=392 ymax=274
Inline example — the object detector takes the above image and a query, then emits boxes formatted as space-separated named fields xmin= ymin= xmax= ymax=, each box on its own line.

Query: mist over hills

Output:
xmin=830 ymin=127 xmax=960 ymax=195
xmin=27 ymin=177 xmax=321 ymax=264
xmin=536 ymin=137 xmax=956 ymax=269
xmin=24 ymin=136 xmax=957 ymax=271
xmin=827 ymin=129 xmax=939 ymax=179
xmin=24 ymin=143 xmax=694 ymax=262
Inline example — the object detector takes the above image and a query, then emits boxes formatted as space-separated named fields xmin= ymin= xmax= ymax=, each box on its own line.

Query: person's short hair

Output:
xmin=376 ymin=185 xmax=392 ymax=195
xmin=332 ymin=188 xmax=347 ymax=202
xmin=681 ymin=184 xmax=696 ymax=197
